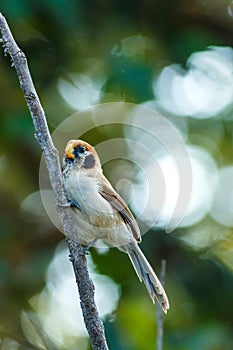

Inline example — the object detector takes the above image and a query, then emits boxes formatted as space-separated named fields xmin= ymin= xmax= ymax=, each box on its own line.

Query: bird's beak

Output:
xmin=65 ymin=145 xmax=75 ymax=159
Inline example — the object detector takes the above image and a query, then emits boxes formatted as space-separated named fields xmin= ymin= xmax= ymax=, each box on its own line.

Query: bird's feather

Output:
xmin=99 ymin=176 xmax=141 ymax=242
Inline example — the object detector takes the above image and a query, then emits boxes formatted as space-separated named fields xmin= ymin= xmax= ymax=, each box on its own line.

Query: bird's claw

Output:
xmin=82 ymin=238 xmax=98 ymax=255
xmin=59 ymin=200 xmax=81 ymax=210
xmin=69 ymin=200 xmax=81 ymax=210
xmin=82 ymin=246 xmax=90 ymax=255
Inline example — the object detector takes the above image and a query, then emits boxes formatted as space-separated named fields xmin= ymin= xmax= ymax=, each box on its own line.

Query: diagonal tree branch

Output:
xmin=0 ymin=13 xmax=109 ymax=350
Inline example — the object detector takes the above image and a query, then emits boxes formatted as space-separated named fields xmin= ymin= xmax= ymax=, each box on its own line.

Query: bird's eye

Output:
xmin=73 ymin=145 xmax=86 ymax=157
xmin=78 ymin=146 xmax=86 ymax=154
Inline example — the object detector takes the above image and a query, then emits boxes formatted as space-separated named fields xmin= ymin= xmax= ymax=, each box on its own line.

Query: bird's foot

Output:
xmin=82 ymin=238 xmax=98 ymax=255
xmin=59 ymin=200 xmax=81 ymax=210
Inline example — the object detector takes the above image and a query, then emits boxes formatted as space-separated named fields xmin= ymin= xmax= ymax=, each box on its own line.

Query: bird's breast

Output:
xmin=63 ymin=169 xmax=134 ymax=247
xmin=64 ymin=170 xmax=116 ymax=222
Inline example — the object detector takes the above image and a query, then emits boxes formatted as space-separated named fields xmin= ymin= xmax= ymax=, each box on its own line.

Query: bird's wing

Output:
xmin=99 ymin=177 xmax=141 ymax=242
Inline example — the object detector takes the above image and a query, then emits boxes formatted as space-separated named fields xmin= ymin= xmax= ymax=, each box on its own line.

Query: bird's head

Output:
xmin=63 ymin=140 xmax=101 ymax=171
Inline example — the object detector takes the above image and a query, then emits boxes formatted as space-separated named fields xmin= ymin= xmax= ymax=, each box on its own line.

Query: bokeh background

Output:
xmin=0 ymin=1 xmax=233 ymax=349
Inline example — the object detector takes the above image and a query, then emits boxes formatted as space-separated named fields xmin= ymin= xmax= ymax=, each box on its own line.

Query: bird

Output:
xmin=62 ymin=139 xmax=169 ymax=313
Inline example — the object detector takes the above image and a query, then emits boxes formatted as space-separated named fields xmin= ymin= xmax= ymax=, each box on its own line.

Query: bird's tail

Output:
xmin=123 ymin=242 xmax=169 ymax=313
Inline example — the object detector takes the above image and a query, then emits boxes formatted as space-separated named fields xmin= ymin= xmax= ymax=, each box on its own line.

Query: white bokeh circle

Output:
xmin=210 ymin=166 xmax=233 ymax=227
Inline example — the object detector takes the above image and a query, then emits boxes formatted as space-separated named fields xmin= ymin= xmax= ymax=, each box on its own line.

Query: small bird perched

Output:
xmin=62 ymin=139 xmax=169 ymax=313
